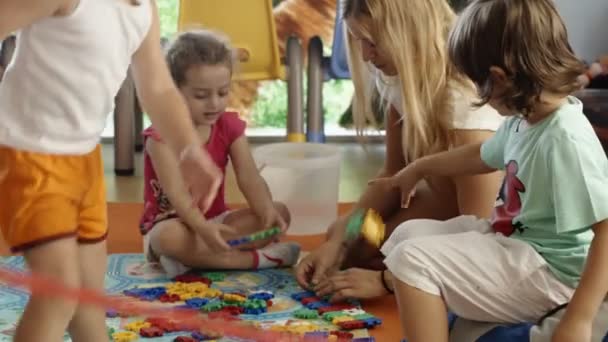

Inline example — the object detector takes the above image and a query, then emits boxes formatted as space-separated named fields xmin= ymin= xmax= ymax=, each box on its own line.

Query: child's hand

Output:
xmin=369 ymin=165 xmax=420 ymax=208
xmin=551 ymin=316 xmax=592 ymax=342
xmin=260 ymin=206 xmax=288 ymax=233
xmin=178 ymin=145 xmax=223 ymax=214
xmin=195 ymin=222 xmax=235 ymax=253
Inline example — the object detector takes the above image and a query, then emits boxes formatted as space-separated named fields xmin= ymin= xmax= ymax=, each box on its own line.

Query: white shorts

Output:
xmin=381 ymin=215 xmax=574 ymax=324
xmin=143 ymin=211 xmax=232 ymax=262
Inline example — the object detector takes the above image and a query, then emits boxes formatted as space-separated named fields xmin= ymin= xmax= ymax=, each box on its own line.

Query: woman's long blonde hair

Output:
xmin=344 ymin=0 xmax=473 ymax=160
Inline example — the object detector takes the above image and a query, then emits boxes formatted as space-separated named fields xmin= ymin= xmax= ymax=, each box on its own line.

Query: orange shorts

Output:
xmin=0 ymin=145 xmax=107 ymax=252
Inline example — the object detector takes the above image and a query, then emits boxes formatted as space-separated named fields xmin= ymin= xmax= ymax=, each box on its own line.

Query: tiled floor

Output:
xmin=102 ymin=142 xmax=385 ymax=203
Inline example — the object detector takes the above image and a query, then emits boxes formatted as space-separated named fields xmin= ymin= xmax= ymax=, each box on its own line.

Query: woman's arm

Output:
xmin=327 ymin=106 xmax=405 ymax=242
xmin=450 ymin=130 xmax=504 ymax=218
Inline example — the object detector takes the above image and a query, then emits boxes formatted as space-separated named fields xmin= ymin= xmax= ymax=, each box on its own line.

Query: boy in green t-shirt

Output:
xmin=372 ymin=1 xmax=608 ymax=341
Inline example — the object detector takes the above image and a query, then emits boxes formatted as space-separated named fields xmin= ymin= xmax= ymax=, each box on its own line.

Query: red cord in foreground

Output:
xmin=0 ymin=267 xmax=329 ymax=342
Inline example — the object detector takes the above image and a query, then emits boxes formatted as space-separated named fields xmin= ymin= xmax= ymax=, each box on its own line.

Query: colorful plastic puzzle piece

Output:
xmin=123 ymin=286 xmax=166 ymax=301
xmin=306 ymin=301 xmax=331 ymax=310
xmin=174 ymin=336 xmax=197 ymax=342
xmin=226 ymin=227 xmax=281 ymax=247
xmin=202 ymin=272 xmax=225 ymax=282
xmin=294 ymin=308 xmax=320 ymax=319
xmin=201 ymin=301 xmax=224 ymax=313
xmin=345 ymin=208 xmax=386 ymax=247
xmin=291 ymin=291 xmax=316 ymax=301
xmin=140 ymin=326 xmax=164 ymax=337
xmin=124 ymin=320 xmax=151 ymax=332
xmin=337 ymin=320 xmax=366 ymax=330
xmin=304 ymin=331 xmax=329 ymax=340
xmin=352 ymin=338 xmax=376 ymax=342
xmin=192 ymin=331 xmax=222 ymax=340
xmin=248 ymin=290 xmax=274 ymax=301
xmin=173 ymin=274 xmax=212 ymax=285
xmin=185 ymin=297 xmax=209 ymax=309
xmin=106 ymin=310 xmax=119 ymax=318
xmin=111 ymin=331 xmax=138 ymax=342
xmin=330 ymin=330 xmax=354 ymax=339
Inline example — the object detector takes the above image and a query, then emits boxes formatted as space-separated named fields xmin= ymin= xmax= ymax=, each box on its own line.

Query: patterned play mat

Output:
xmin=0 ymin=254 xmax=374 ymax=341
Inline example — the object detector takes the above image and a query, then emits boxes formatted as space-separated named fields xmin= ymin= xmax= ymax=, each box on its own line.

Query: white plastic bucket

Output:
xmin=253 ymin=142 xmax=341 ymax=235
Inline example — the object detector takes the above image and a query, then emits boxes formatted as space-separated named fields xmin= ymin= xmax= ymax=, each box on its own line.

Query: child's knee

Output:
xmin=274 ymin=202 xmax=291 ymax=225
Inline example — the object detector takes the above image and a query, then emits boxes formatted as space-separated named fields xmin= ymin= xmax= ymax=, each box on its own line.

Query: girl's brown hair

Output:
xmin=165 ymin=30 xmax=234 ymax=87
xmin=448 ymin=0 xmax=585 ymax=115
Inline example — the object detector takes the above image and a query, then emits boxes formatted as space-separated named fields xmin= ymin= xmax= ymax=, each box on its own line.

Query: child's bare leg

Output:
xmin=67 ymin=241 xmax=107 ymax=342
xmin=394 ymin=280 xmax=448 ymax=342
xmin=150 ymin=203 xmax=299 ymax=274
xmin=15 ymin=238 xmax=80 ymax=342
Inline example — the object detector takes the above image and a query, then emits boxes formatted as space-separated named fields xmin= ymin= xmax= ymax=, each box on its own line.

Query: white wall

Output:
xmin=555 ymin=0 xmax=608 ymax=62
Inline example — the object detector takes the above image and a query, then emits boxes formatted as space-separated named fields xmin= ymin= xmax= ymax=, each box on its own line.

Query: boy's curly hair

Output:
xmin=448 ymin=0 xmax=585 ymax=115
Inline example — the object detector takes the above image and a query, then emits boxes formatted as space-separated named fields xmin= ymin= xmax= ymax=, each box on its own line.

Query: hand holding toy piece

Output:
xmin=345 ymin=208 xmax=386 ymax=248
xmin=227 ymin=227 xmax=282 ymax=247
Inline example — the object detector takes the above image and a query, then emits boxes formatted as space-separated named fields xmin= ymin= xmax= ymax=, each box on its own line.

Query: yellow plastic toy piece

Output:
xmin=332 ymin=316 xmax=355 ymax=325
xmin=328 ymin=335 xmax=338 ymax=342
xmin=223 ymin=293 xmax=247 ymax=302
xmin=124 ymin=320 xmax=150 ymax=332
xmin=178 ymin=0 xmax=284 ymax=81
xmin=166 ymin=282 xmax=221 ymax=300
xmin=112 ymin=331 xmax=138 ymax=342
xmin=361 ymin=209 xmax=386 ymax=248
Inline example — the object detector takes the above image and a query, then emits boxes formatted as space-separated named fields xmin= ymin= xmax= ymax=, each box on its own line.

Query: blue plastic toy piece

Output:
xmin=291 ymin=291 xmax=316 ymax=301
xmin=185 ymin=298 xmax=209 ymax=309
xmin=248 ymin=291 xmax=274 ymax=301
xmin=352 ymin=338 xmax=376 ymax=342
xmin=305 ymin=301 xmax=331 ymax=310
xmin=123 ymin=286 xmax=166 ymax=301
xmin=363 ymin=317 xmax=382 ymax=328
xmin=243 ymin=307 xmax=267 ymax=315
xmin=304 ymin=331 xmax=330 ymax=340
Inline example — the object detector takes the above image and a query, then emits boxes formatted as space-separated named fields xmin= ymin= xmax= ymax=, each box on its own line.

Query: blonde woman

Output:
xmin=295 ymin=0 xmax=504 ymax=300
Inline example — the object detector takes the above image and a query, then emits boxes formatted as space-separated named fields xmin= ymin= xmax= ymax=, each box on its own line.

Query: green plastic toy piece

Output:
xmin=203 ymin=272 xmax=226 ymax=282
xmin=294 ymin=308 xmax=319 ymax=319
xmin=201 ymin=301 xmax=224 ymax=312
xmin=345 ymin=208 xmax=365 ymax=241
xmin=242 ymin=299 xmax=267 ymax=309
xmin=353 ymin=313 xmax=375 ymax=320
xmin=107 ymin=327 xmax=115 ymax=340
xmin=322 ymin=311 xmax=344 ymax=321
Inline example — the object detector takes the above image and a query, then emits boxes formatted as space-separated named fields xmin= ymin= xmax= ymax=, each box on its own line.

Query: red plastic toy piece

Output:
xmin=221 ymin=306 xmax=244 ymax=316
xmin=318 ymin=304 xmax=357 ymax=314
xmin=140 ymin=326 xmax=164 ymax=337
xmin=173 ymin=274 xmax=212 ymax=285
xmin=173 ymin=336 xmax=197 ymax=342
xmin=146 ymin=317 xmax=180 ymax=332
xmin=337 ymin=320 xmax=366 ymax=330
xmin=208 ymin=311 xmax=241 ymax=321
xmin=300 ymin=296 xmax=322 ymax=305
xmin=159 ymin=294 xmax=181 ymax=303
xmin=266 ymin=300 xmax=273 ymax=307
xmin=330 ymin=331 xmax=354 ymax=339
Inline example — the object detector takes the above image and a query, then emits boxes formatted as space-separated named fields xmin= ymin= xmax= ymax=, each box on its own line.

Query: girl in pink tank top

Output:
xmin=140 ymin=30 xmax=300 ymax=277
